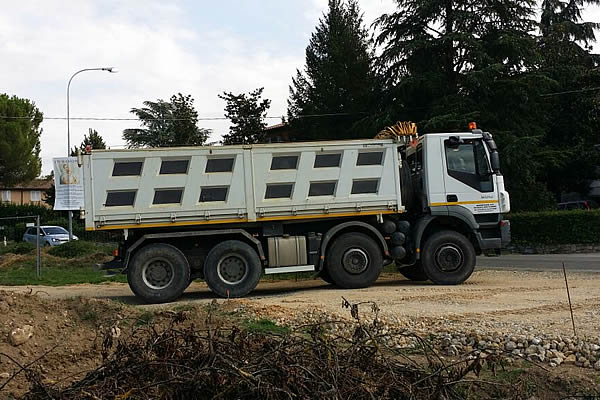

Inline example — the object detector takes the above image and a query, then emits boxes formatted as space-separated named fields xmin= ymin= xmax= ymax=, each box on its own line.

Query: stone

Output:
xmin=0 ymin=372 xmax=10 ymax=379
xmin=8 ymin=325 xmax=33 ymax=346
xmin=505 ymin=341 xmax=517 ymax=351
xmin=594 ymin=361 xmax=600 ymax=371
xmin=528 ymin=354 xmax=545 ymax=363
xmin=565 ymin=354 xmax=577 ymax=363
xmin=526 ymin=345 xmax=538 ymax=355
xmin=550 ymin=357 xmax=563 ymax=366
xmin=0 ymin=301 xmax=9 ymax=313
xmin=590 ymin=344 xmax=600 ymax=352
xmin=19 ymin=349 xmax=28 ymax=357
xmin=531 ymin=338 xmax=541 ymax=345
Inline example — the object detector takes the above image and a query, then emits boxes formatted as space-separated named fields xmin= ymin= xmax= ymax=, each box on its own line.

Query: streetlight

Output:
xmin=66 ymin=67 xmax=118 ymax=240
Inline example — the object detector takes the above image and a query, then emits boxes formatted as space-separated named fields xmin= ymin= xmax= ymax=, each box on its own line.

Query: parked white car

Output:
xmin=23 ymin=226 xmax=78 ymax=247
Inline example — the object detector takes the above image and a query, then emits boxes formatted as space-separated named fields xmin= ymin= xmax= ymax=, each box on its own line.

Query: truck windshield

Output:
xmin=445 ymin=139 xmax=494 ymax=192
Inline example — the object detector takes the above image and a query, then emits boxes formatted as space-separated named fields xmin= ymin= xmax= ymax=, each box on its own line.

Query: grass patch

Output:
xmin=48 ymin=240 xmax=114 ymax=258
xmin=136 ymin=311 xmax=154 ymax=326
xmin=0 ymin=259 xmax=126 ymax=286
xmin=0 ymin=241 xmax=35 ymax=255
xmin=243 ymin=318 xmax=290 ymax=335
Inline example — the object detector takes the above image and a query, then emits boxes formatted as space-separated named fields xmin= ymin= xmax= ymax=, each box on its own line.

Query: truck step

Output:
xmin=264 ymin=265 xmax=316 ymax=274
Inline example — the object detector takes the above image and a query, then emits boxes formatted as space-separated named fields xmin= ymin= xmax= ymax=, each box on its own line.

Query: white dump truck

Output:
xmin=81 ymin=125 xmax=511 ymax=303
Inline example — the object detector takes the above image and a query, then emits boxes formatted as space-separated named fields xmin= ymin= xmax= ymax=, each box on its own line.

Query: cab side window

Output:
xmin=445 ymin=139 xmax=493 ymax=192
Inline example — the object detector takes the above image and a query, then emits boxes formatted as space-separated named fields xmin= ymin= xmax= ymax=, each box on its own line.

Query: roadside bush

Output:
xmin=509 ymin=210 xmax=600 ymax=245
xmin=48 ymin=240 xmax=112 ymax=259
xmin=0 ymin=241 xmax=36 ymax=255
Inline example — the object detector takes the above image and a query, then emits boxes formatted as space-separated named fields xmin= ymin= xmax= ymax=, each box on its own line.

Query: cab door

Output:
xmin=441 ymin=136 xmax=499 ymax=214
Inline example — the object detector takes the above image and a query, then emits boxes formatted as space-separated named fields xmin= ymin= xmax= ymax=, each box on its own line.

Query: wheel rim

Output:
xmin=342 ymin=248 xmax=369 ymax=274
xmin=435 ymin=244 xmax=464 ymax=272
xmin=217 ymin=254 xmax=248 ymax=285
xmin=142 ymin=258 xmax=175 ymax=290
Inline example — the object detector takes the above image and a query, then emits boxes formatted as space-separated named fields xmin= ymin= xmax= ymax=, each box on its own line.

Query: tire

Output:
xmin=204 ymin=240 xmax=262 ymax=298
xmin=319 ymin=269 xmax=335 ymax=284
xmin=325 ymin=232 xmax=383 ymax=289
xmin=421 ymin=230 xmax=476 ymax=285
xmin=398 ymin=262 xmax=429 ymax=281
xmin=127 ymin=243 xmax=191 ymax=304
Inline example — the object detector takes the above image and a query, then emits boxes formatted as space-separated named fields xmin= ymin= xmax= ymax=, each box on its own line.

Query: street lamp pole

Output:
xmin=66 ymin=67 xmax=118 ymax=240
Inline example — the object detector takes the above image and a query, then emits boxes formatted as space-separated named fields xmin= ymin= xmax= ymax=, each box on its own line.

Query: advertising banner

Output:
xmin=52 ymin=157 xmax=84 ymax=211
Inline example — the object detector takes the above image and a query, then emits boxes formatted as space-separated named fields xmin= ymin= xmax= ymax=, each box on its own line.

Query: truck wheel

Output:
xmin=421 ymin=231 xmax=475 ymax=285
xmin=319 ymin=269 xmax=334 ymax=284
xmin=397 ymin=262 xmax=429 ymax=281
xmin=326 ymin=233 xmax=383 ymax=289
xmin=204 ymin=240 xmax=262 ymax=298
xmin=127 ymin=243 xmax=190 ymax=304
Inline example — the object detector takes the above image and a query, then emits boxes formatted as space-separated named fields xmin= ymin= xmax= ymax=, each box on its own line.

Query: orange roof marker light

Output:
xmin=468 ymin=122 xmax=477 ymax=130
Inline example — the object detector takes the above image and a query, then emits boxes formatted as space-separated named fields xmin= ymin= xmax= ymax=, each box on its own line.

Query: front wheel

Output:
xmin=421 ymin=230 xmax=475 ymax=285
xmin=325 ymin=232 xmax=383 ymax=289
xmin=127 ymin=243 xmax=191 ymax=304
xmin=204 ymin=240 xmax=262 ymax=298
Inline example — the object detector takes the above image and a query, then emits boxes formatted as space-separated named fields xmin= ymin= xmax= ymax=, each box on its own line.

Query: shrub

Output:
xmin=509 ymin=210 xmax=600 ymax=245
xmin=0 ymin=241 xmax=36 ymax=255
xmin=48 ymin=240 xmax=111 ymax=258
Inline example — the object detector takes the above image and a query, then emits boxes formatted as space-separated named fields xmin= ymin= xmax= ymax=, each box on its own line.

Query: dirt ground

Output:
xmin=0 ymin=269 xmax=599 ymax=398
xmin=1 ymin=269 xmax=599 ymax=338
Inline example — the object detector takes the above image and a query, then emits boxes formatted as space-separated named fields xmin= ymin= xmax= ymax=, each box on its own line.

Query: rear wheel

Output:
xmin=325 ymin=233 xmax=383 ymax=289
xmin=398 ymin=262 xmax=429 ymax=281
xmin=204 ymin=240 xmax=262 ymax=298
xmin=127 ymin=243 xmax=190 ymax=304
xmin=421 ymin=230 xmax=475 ymax=285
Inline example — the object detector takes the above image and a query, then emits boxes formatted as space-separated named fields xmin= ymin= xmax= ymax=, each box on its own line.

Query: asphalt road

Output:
xmin=477 ymin=253 xmax=600 ymax=272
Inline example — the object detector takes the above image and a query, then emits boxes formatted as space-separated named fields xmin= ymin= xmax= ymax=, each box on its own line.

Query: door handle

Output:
xmin=447 ymin=194 xmax=458 ymax=203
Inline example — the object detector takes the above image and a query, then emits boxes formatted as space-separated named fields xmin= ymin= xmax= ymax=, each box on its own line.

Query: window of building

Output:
xmin=265 ymin=183 xmax=293 ymax=199
xmin=314 ymin=153 xmax=341 ymax=168
xmin=308 ymin=181 xmax=336 ymax=197
xmin=1 ymin=190 xmax=11 ymax=202
xmin=351 ymin=179 xmax=379 ymax=195
xmin=153 ymin=189 xmax=184 ymax=205
xmin=205 ymin=158 xmax=235 ymax=173
xmin=270 ymin=155 xmax=299 ymax=170
xmin=112 ymin=161 xmax=143 ymax=177
xmin=357 ymin=151 xmax=384 ymax=166
xmin=105 ymin=191 xmax=136 ymax=207
xmin=199 ymin=187 xmax=229 ymax=202
xmin=30 ymin=191 xmax=41 ymax=202
xmin=159 ymin=159 xmax=189 ymax=175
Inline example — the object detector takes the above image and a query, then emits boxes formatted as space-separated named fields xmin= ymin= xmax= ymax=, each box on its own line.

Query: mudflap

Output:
xmin=96 ymin=257 xmax=123 ymax=271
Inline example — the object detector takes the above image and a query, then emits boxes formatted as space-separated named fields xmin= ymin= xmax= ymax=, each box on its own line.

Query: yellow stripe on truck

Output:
xmin=430 ymin=200 xmax=499 ymax=207
xmin=86 ymin=209 xmax=402 ymax=231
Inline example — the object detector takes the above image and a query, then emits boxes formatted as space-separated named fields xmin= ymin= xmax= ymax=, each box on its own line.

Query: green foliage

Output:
xmin=0 ymin=93 xmax=43 ymax=186
xmin=288 ymin=0 xmax=375 ymax=140
xmin=369 ymin=0 xmax=600 ymax=211
xmin=243 ymin=318 xmax=290 ymax=335
xmin=0 ymin=263 xmax=126 ymax=286
xmin=136 ymin=311 xmax=154 ymax=326
xmin=123 ymin=93 xmax=211 ymax=148
xmin=510 ymin=210 xmax=600 ymax=244
xmin=48 ymin=240 xmax=112 ymax=258
xmin=70 ymin=128 xmax=106 ymax=156
xmin=219 ymin=88 xmax=271 ymax=144
xmin=0 ymin=241 xmax=35 ymax=255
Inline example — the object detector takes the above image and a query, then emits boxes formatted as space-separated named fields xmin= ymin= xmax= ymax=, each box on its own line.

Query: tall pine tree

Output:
xmin=288 ymin=0 xmax=374 ymax=140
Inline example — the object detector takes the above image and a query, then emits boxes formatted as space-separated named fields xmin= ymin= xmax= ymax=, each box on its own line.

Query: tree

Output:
xmin=70 ymin=128 xmax=106 ymax=156
xmin=219 ymin=88 xmax=271 ymax=145
xmin=0 ymin=94 xmax=42 ymax=186
xmin=288 ymin=0 xmax=375 ymax=140
xmin=123 ymin=93 xmax=210 ymax=148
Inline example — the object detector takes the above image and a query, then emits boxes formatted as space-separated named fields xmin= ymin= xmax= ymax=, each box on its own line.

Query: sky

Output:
xmin=1 ymin=0 xmax=599 ymax=175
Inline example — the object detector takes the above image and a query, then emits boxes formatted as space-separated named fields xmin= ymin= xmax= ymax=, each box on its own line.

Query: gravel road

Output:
xmin=2 ymin=269 xmax=599 ymax=338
